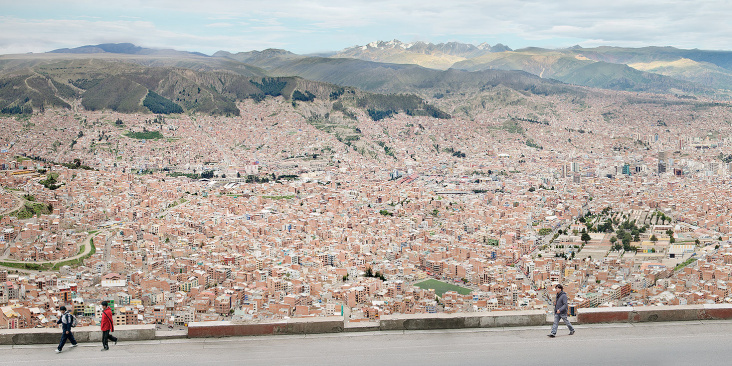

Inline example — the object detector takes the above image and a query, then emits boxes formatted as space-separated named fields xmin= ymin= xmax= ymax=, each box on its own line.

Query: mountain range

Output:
xmin=333 ymin=40 xmax=511 ymax=70
xmin=329 ymin=40 xmax=732 ymax=97
xmin=0 ymin=40 xmax=730 ymax=118
xmin=43 ymin=41 xmax=732 ymax=98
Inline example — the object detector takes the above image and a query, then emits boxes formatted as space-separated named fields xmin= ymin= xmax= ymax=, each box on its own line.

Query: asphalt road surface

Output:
xmin=3 ymin=320 xmax=731 ymax=365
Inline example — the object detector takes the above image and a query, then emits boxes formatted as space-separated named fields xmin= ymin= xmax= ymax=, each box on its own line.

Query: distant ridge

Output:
xmin=213 ymin=48 xmax=301 ymax=67
xmin=49 ymin=43 xmax=144 ymax=54
xmin=49 ymin=43 xmax=209 ymax=57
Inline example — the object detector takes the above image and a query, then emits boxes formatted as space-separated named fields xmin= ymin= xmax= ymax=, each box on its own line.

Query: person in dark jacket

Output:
xmin=100 ymin=301 xmax=118 ymax=351
xmin=548 ymin=284 xmax=575 ymax=337
xmin=56 ymin=305 xmax=78 ymax=353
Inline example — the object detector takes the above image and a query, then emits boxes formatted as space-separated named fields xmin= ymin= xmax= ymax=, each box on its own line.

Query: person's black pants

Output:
xmin=102 ymin=330 xmax=117 ymax=349
xmin=58 ymin=331 xmax=77 ymax=350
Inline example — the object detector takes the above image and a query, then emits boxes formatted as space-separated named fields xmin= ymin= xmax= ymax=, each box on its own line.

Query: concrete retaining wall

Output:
xmin=187 ymin=316 xmax=344 ymax=338
xmin=5 ymin=305 xmax=732 ymax=344
xmin=577 ymin=304 xmax=732 ymax=324
xmin=0 ymin=325 xmax=156 ymax=345
xmin=189 ymin=305 xmax=732 ymax=339
xmin=379 ymin=310 xmax=546 ymax=331
xmin=188 ymin=310 xmax=546 ymax=338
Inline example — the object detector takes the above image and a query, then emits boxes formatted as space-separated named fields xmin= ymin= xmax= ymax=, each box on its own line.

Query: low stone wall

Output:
xmin=187 ymin=316 xmax=344 ymax=338
xmin=5 ymin=305 xmax=732 ymax=345
xmin=379 ymin=310 xmax=546 ymax=331
xmin=188 ymin=310 xmax=546 ymax=338
xmin=0 ymin=324 xmax=156 ymax=345
xmin=577 ymin=304 xmax=732 ymax=324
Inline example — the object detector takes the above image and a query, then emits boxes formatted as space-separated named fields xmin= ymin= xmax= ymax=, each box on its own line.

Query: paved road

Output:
xmin=0 ymin=230 xmax=99 ymax=263
xmin=0 ymin=190 xmax=24 ymax=216
xmin=3 ymin=320 xmax=732 ymax=365
xmin=0 ymin=230 xmax=102 ymax=273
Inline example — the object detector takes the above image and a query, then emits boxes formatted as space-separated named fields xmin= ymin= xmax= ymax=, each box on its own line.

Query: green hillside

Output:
xmin=568 ymin=46 xmax=732 ymax=71
xmin=452 ymin=51 xmax=592 ymax=78
xmin=0 ymin=56 xmax=453 ymax=119
xmin=451 ymin=48 xmax=720 ymax=97
xmin=553 ymin=61 xmax=708 ymax=94
xmin=81 ymin=75 xmax=148 ymax=113
xmin=0 ymin=73 xmax=73 ymax=114
xmin=0 ymin=59 xmax=306 ymax=115
xmin=245 ymin=53 xmax=579 ymax=98
xmin=629 ymin=58 xmax=732 ymax=91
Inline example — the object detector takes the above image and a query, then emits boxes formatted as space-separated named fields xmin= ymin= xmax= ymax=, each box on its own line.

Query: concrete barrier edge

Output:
xmin=5 ymin=305 xmax=732 ymax=344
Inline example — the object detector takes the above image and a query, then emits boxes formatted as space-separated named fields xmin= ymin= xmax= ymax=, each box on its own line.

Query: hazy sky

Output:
xmin=1 ymin=0 xmax=730 ymax=55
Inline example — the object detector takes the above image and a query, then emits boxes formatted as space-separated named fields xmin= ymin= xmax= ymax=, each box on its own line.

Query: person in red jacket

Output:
xmin=100 ymin=301 xmax=118 ymax=351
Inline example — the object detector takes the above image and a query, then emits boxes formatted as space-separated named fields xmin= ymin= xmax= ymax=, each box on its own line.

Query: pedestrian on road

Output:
xmin=548 ymin=284 xmax=575 ymax=337
xmin=100 ymin=301 xmax=118 ymax=351
xmin=56 ymin=305 xmax=77 ymax=353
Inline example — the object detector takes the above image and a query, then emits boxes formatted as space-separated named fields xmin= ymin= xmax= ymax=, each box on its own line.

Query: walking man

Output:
xmin=548 ymin=284 xmax=575 ymax=337
xmin=100 ymin=301 xmax=118 ymax=351
xmin=56 ymin=305 xmax=77 ymax=353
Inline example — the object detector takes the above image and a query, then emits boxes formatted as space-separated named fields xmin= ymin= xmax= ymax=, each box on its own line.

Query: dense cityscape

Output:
xmin=2 ymin=89 xmax=732 ymax=330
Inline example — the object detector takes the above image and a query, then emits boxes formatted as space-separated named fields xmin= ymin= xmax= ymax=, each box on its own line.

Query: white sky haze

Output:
xmin=1 ymin=0 xmax=730 ymax=55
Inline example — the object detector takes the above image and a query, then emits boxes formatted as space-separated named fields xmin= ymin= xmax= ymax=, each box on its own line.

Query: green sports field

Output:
xmin=414 ymin=279 xmax=473 ymax=296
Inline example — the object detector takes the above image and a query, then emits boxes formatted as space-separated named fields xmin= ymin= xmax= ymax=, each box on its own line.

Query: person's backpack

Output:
xmin=67 ymin=313 xmax=78 ymax=327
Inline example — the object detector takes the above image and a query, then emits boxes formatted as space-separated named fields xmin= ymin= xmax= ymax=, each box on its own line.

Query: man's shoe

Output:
xmin=114 ymin=340 xmax=117 ymax=345
xmin=547 ymin=334 xmax=555 ymax=338
xmin=55 ymin=349 xmax=62 ymax=353
xmin=101 ymin=348 xmax=108 ymax=351
xmin=71 ymin=344 xmax=78 ymax=347
xmin=569 ymin=330 xmax=575 ymax=335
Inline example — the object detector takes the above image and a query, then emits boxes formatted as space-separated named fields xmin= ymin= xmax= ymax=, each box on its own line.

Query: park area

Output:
xmin=414 ymin=279 xmax=473 ymax=297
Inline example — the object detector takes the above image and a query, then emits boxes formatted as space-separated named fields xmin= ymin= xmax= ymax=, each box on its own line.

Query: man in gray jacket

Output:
xmin=548 ymin=284 xmax=575 ymax=337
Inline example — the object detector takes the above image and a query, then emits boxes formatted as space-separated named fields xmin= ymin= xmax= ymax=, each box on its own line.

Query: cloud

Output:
xmin=0 ymin=17 xmax=283 ymax=55
xmin=2 ymin=0 xmax=732 ymax=53
xmin=205 ymin=22 xmax=234 ymax=28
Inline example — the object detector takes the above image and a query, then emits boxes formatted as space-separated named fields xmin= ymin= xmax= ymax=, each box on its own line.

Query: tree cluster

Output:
xmin=292 ymin=90 xmax=316 ymax=102
xmin=143 ymin=91 xmax=183 ymax=114
xmin=367 ymin=109 xmax=395 ymax=121
xmin=364 ymin=267 xmax=387 ymax=281
xmin=250 ymin=78 xmax=288 ymax=98
xmin=443 ymin=147 xmax=466 ymax=158
xmin=125 ymin=129 xmax=163 ymax=140
xmin=1 ymin=104 xmax=33 ymax=115
xmin=244 ymin=174 xmax=270 ymax=184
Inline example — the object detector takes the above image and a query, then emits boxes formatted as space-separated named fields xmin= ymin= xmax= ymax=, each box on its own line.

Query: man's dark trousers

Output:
xmin=102 ymin=330 xmax=117 ymax=350
xmin=58 ymin=330 xmax=77 ymax=351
